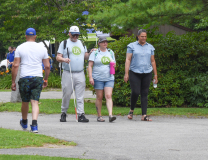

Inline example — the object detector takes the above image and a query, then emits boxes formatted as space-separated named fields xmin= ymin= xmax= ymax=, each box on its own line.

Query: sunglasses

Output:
xmin=72 ymin=34 xmax=79 ymax=37
xmin=100 ymin=41 xmax=108 ymax=43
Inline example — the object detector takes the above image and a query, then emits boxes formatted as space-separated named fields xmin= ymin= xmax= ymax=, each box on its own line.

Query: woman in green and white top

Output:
xmin=88 ymin=37 xmax=116 ymax=122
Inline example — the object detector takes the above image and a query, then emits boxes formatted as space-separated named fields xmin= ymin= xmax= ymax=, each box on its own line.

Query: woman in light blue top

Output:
xmin=124 ymin=29 xmax=158 ymax=121
xmin=88 ymin=37 xmax=116 ymax=122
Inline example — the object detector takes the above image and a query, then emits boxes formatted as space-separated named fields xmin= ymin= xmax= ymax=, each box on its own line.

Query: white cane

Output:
xmin=67 ymin=48 xmax=78 ymax=122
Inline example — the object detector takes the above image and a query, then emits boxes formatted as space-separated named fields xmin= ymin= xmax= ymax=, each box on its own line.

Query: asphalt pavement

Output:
xmin=0 ymin=91 xmax=208 ymax=160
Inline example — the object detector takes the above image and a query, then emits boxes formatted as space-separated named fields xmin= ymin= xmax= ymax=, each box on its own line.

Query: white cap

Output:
xmin=69 ymin=26 xmax=80 ymax=35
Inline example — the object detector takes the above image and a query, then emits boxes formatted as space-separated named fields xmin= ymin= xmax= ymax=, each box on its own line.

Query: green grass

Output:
xmin=1 ymin=99 xmax=208 ymax=117
xmin=0 ymin=128 xmax=76 ymax=149
xmin=0 ymin=154 xmax=92 ymax=160
xmin=0 ymin=89 xmax=11 ymax=92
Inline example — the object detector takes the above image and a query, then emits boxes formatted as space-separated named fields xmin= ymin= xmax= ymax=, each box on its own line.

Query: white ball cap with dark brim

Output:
xmin=98 ymin=37 xmax=108 ymax=43
xmin=25 ymin=28 xmax=36 ymax=35
xmin=69 ymin=26 xmax=80 ymax=35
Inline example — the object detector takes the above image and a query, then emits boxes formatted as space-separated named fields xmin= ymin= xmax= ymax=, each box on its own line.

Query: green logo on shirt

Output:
xmin=101 ymin=56 xmax=111 ymax=65
xmin=72 ymin=46 xmax=81 ymax=55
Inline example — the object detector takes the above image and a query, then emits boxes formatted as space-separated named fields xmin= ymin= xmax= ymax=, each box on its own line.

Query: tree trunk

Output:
xmin=11 ymin=67 xmax=22 ymax=102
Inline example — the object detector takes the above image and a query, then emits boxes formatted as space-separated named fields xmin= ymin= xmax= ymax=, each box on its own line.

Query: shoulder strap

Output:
xmin=64 ymin=39 xmax=85 ymax=50
xmin=63 ymin=40 xmax=67 ymax=50
xmin=95 ymin=49 xmax=99 ymax=58
xmin=80 ymin=40 xmax=85 ymax=48
xmin=95 ymin=49 xmax=114 ymax=59
xmin=108 ymin=48 xmax=114 ymax=60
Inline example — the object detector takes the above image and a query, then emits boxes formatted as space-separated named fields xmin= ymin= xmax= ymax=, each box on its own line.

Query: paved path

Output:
xmin=0 ymin=92 xmax=208 ymax=160
xmin=0 ymin=90 xmax=96 ymax=103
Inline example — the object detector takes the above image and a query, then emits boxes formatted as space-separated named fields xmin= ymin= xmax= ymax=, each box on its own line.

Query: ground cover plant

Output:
xmin=0 ymin=128 xmax=76 ymax=149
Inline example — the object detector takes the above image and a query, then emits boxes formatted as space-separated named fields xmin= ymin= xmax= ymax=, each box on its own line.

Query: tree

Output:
xmin=0 ymin=0 xmax=120 ymax=68
xmin=89 ymin=0 xmax=208 ymax=34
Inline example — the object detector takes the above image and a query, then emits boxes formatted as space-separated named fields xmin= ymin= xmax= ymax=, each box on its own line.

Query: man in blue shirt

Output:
xmin=7 ymin=46 xmax=15 ymax=69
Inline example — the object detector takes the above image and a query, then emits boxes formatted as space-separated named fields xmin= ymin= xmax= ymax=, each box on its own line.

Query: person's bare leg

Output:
xmin=104 ymin=87 xmax=113 ymax=116
xmin=30 ymin=100 xmax=39 ymax=120
xmin=21 ymin=102 xmax=29 ymax=119
xmin=104 ymin=87 xmax=116 ymax=122
xmin=95 ymin=89 xmax=103 ymax=117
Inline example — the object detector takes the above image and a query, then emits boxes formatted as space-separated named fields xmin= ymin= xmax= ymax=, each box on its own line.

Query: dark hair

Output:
xmin=8 ymin=46 xmax=14 ymax=49
xmin=137 ymin=29 xmax=147 ymax=36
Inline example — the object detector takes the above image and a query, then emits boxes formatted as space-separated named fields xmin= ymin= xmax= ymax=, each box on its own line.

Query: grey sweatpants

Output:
xmin=61 ymin=70 xmax=86 ymax=114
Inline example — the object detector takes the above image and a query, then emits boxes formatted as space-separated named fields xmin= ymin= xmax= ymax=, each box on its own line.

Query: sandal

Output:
xmin=127 ymin=111 xmax=133 ymax=119
xmin=97 ymin=116 xmax=105 ymax=122
xmin=109 ymin=115 xmax=116 ymax=122
xmin=141 ymin=116 xmax=152 ymax=121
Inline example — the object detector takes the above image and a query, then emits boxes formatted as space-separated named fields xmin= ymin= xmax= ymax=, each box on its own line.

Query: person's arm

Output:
xmin=7 ymin=60 xmax=9 ymax=68
xmin=7 ymin=54 xmax=10 ymax=64
xmin=11 ymin=57 xmax=20 ymax=91
xmin=124 ymin=53 xmax=132 ymax=83
xmin=151 ymin=55 xmax=158 ymax=83
xmin=88 ymin=61 xmax=94 ymax=85
xmin=42 ymin=58 xmax=50 ymax=88
xmin=84 ymin=48 xmax=97 ymax=60
xmin=56 ymin=53 xmax=70 ymax=63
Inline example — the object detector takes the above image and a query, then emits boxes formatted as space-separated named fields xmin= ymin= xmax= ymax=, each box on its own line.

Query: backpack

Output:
xmin=95 ymin=48 xmax=114 ymax=60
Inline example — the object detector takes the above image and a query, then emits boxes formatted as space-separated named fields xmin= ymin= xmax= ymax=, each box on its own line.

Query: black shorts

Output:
xmin=18 ymin=77 xmax=43 ymax=102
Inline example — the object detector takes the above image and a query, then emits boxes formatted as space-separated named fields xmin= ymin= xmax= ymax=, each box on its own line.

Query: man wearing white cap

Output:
xmin=56 ymin=26 xmax=94 ymax=122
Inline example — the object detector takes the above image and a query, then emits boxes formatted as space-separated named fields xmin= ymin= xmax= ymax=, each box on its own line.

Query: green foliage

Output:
xmin=47 ymin=72 xmax=62 ymax=88
xmin=0 ymin=71 xmax=91 ymax=90
xmin=108 ymin=36 xmax=134 ymax=106
xmin=108 ymin=31 xmax=208 ymax=107
xmin=90 ymin=0 xmax=208 ymax=34
xmin=0 ymin=73 xmax=12 ymax=89
xmin=184 ymin=74 xmax=208 ymax=107
xmin=0 ymin=0 xmax=120 ymax=68
xmin=0 ymin=72 xmax=62 ymax=89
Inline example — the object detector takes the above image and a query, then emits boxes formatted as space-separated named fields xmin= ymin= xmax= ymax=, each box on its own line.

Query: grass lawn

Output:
xmin=0 ymin=128 xmax=76 ymax=149
xmin=0 ymin=99 xmax=208 ymax=117
xmin=0 ymin=154 xmax=92 ymax=160
xmin=0 ymin=89 xmax=11 ymax=92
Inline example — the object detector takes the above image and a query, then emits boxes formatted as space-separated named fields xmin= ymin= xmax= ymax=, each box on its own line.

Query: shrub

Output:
xmin=0 ymin=72 xmax=62 ymax=89
xmin=47 ymin=72 xmax=61 ymax=88
xmin=107 ymin=31 xmax=208 ymax=107
xmin=0 ymin=72 xmax=12 ymax=89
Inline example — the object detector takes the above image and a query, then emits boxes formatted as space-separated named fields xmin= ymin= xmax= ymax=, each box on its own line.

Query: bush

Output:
xmin=0 ymin=71 xmax=12 ymax=89
xmin=0 ymin=72 xmax=62 ymax=90
xmin=47 ymin=72 xmax=62 ymax=88
xmin=107 ymin=31 xmax=208 ymax=107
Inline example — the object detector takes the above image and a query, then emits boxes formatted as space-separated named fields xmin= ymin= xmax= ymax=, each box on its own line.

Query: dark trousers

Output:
xmin=129 ymin=70 xmax=152 ymax=115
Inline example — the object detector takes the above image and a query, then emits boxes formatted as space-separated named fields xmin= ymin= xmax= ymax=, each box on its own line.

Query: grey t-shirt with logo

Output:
xmin=57 ymin=39 xmax=87 ymax=72
xmin=89 ymin=49 xmax=115 ymax=81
